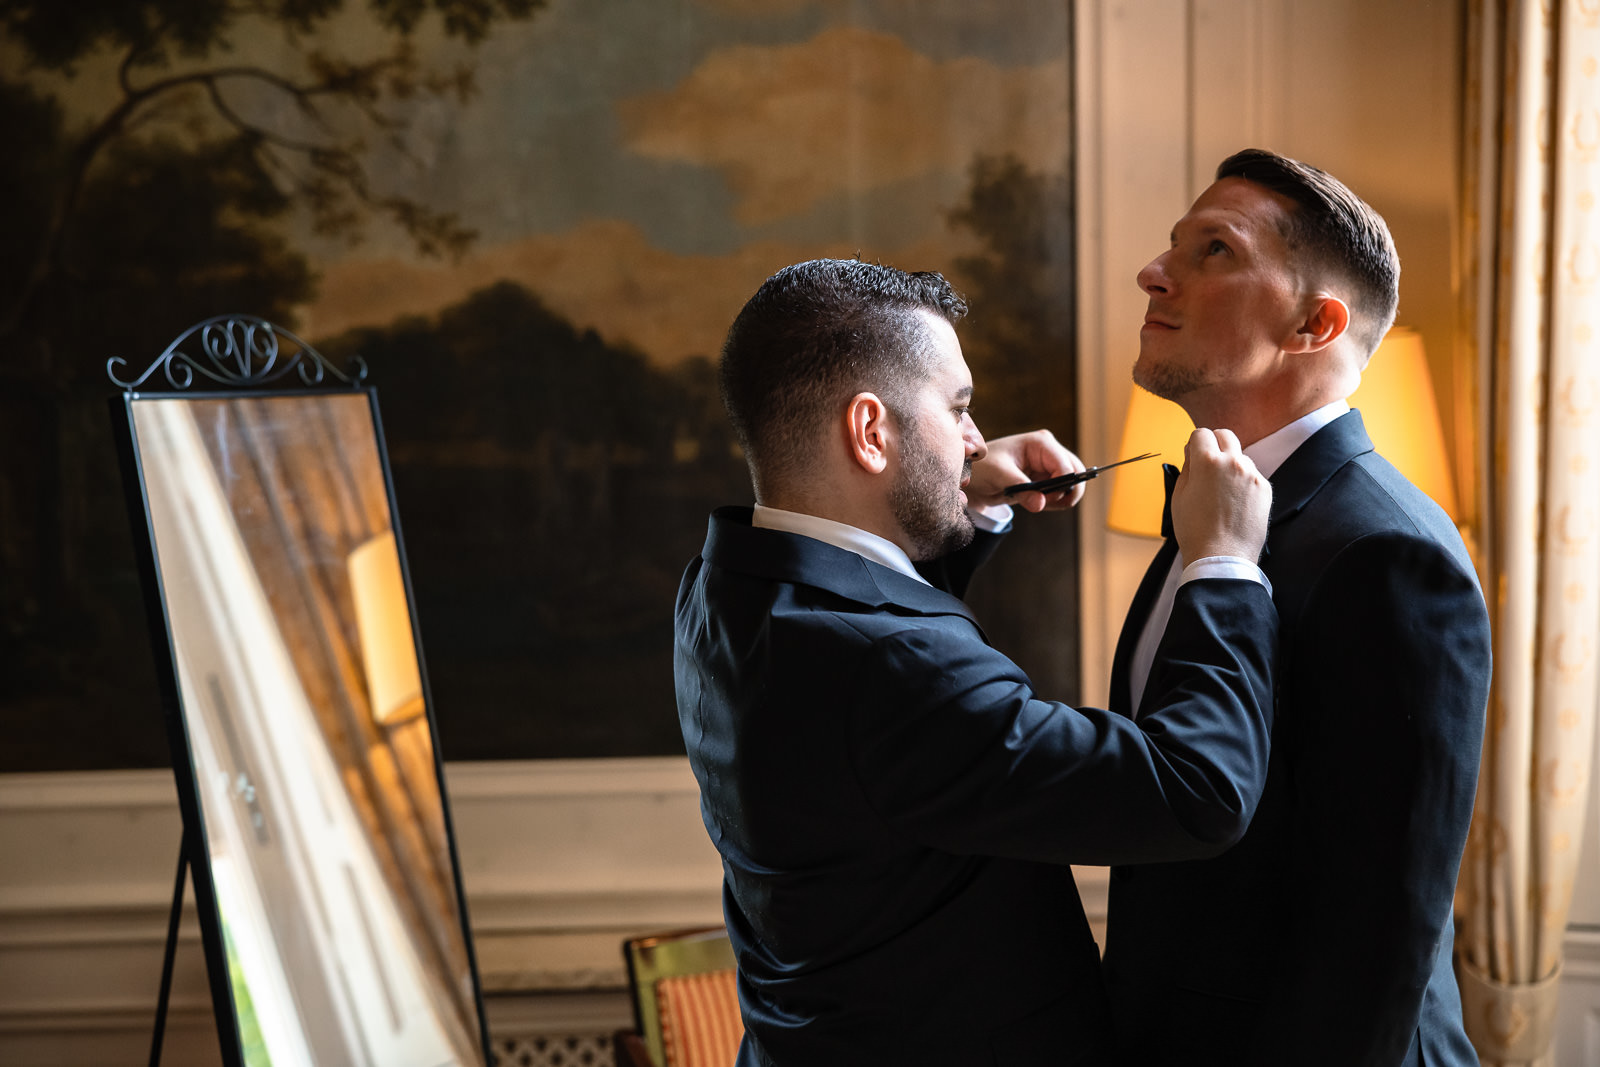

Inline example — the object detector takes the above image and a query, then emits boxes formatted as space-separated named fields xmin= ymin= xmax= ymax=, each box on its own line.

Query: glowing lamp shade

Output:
xmin=1104 ymin=326 xmax=1458 ymax=538
xmin=1106 ymin=386 xmax=1194 ymax=537
xmin=348 ymin=530 xmax=425 ymax=726
xmin=1347 ymin=327 xmax=1460 ymax=521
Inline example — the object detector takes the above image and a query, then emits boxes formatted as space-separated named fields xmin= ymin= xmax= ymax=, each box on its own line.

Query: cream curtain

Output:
xmin=1454 ymin=2 xmax=1600 ymax=1064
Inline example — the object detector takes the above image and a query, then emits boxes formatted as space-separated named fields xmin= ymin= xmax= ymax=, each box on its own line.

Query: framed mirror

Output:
xmin=108 ymin=317 xmax=490 ymax=1067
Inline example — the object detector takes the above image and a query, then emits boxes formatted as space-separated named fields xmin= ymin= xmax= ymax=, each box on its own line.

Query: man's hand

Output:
xmin=1171 ymin=428 xmax=1271 ymax=562
xmin=966 ymin=430 xmax=1087 ymax=512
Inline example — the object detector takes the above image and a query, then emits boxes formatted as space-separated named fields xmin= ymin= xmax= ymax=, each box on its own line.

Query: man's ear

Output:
xmin=1286 ymin=294 xmax=1350 ymax=352
xmin=845 ymin=392 xmax=893 ymax=474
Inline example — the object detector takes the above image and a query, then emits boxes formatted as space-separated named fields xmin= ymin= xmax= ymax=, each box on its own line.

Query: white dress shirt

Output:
xmin=1126 ymin=400 xmax=1350 ymax=714
xmin=751 ymin=504 xmax=1013 ymax=586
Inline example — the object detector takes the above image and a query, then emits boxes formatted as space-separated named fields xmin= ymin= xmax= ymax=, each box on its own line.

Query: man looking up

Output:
xmin=1102 ymin=150 xmax=1492 ymax=1066
xmin=675 ymin=258 xmax=1277 ymax=1065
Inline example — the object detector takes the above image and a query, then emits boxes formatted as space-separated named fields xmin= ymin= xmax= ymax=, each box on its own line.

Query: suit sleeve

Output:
xmin=847 ymin=578 xmax=1278 ymax=866
xmin=1266 ymin=531 xmax=1489 ymax=1062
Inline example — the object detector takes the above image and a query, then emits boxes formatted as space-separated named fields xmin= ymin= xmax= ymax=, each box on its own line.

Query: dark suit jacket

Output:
xmin=675 ymin=506 xmax=1278 ymax=1066
xmin=1103 ymin=411 xmax=1491 ymax=1067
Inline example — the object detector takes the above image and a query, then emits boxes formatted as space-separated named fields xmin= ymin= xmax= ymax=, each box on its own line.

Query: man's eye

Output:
xmin=1208 ymin=239 xmax=1229 ymax=255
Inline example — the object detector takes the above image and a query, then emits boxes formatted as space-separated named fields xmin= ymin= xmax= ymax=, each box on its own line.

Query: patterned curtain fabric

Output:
xmin=1454 ymin=2 xmax=1600 ymax=1064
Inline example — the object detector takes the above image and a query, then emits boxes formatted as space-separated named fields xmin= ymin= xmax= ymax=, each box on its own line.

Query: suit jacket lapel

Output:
xmin=1110 ymin=464 xmax=1180 ymax=717
xmin=1109 ymin=537 xmax=1179 ymax=719
xmin=701 ymin=506 xmax=988 ymax=635
xmin=1266 ymin=409 xmax=1376 ymax=528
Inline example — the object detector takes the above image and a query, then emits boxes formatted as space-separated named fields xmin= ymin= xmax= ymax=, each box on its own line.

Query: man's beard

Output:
xmin=889 ymin=428 xmax=974 ymax=562
xmin=1133 ymin=351 xmax=1207 ymax=403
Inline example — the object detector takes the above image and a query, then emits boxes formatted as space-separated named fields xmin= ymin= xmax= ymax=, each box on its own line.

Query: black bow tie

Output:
xmin=1159 ymin=462 xmax=1180 ymax=540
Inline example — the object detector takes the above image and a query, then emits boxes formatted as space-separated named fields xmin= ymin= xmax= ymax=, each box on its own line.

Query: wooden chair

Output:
xmin=614 ymin=926 xmax=742 ymax=1067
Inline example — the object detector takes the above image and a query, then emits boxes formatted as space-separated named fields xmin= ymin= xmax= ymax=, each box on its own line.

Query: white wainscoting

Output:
xmin=4 ymin=760 xmax=1595 ymax=1065
xmin=0 ymin=761 xmax=1112 ymax=1066
xmin=0 ymin=759 xmax=723 ymax=1067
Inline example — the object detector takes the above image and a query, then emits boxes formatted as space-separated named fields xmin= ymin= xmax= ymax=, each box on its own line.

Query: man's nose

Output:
xmin=964 ymin=418 xmax=986 ymax=461
xmin=1136 ymin=255 xmax=1170 ymax=294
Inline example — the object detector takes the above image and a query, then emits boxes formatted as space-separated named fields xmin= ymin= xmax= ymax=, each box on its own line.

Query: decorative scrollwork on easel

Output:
xmin=107 ymin=315 xmax=368 ymax=390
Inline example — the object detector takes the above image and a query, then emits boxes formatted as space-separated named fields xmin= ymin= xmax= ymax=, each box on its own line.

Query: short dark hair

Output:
xmin=719 ymin=259 xmax=968 ymax=494
xmin=1216 ymin=148 xmax=1400 ymax=356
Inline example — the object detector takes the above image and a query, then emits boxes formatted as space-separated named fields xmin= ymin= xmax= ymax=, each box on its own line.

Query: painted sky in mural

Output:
xmin=291 ymin=1 xmax=1070 ymax=361
xmin=10 ymin=0 xmax=1069 ymax=359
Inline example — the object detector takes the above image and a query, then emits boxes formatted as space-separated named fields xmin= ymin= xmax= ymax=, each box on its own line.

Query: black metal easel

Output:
xmin=148 ymin=826 xmax=191 ymax=1067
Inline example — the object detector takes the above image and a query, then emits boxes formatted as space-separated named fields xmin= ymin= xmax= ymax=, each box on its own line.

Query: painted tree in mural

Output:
xmin=315 ymin=283 xmax=747 ymax=759
xmin=943 ymin=153 xmax=1081 ymax=701
xmin=1 ymin=0 xmax=544 ymax=335
xmin=946 ymin=153 xmax=1076 ymax=439
xmin=0 ymin=0 xmax=545 ymax=769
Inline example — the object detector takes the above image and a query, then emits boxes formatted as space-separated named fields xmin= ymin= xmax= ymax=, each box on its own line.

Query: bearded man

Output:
xmin=674 ymin=257 xmax=1279 ymax=1065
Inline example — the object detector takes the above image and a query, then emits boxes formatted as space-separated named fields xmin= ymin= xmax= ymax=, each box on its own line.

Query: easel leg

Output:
xmin=149 ymin=827 xmax=189 ymax=1067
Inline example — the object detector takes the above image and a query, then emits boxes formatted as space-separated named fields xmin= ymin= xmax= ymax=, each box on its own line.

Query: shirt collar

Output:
xmin=1245 ymin=399 xmax=1350 ymax=479
xmin=751 ymin=504 xmax=929 ymax=585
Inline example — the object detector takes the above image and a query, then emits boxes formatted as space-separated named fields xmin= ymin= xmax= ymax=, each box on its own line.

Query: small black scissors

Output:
xmin=1003 ymin=452 xmax=1160 ymax=496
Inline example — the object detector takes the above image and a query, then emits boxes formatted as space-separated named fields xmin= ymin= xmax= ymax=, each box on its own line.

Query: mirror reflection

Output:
xmin=131 ymin=392 xmax=485 ymax=1067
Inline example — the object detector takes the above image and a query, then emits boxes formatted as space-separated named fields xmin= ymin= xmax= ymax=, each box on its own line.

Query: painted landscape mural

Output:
xmin=1 ymin=0 xmax=1078 ymax=767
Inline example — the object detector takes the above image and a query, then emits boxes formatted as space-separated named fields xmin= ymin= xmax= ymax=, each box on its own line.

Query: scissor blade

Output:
xmin=1002 ymin=451 xmax=1160 ymax=496
xmin=1086 ymin=451 xmax=1159 ymax=476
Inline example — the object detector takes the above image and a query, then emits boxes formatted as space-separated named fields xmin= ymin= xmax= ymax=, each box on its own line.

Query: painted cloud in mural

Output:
xmin=616 ymin=26 xmax=1069 ymax=223
xmin=304 ymin=5 xmax=1072 ymax=366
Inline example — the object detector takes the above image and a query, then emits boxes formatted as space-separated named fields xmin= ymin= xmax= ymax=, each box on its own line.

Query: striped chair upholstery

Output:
xmin=619 ymin=926 xmax=741 ymax=1067
xmin=655 ymin=968 xmax=742 ymax=1067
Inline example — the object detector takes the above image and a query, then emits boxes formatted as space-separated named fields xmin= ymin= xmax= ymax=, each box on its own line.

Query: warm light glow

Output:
xmin=1347 ymin=327 xmax=1460 ymax=521
xmin=1106 ymin=386 xmax=1193 ymax=537
xmin=1105 ymin=326 xmax=1459 ymax=538
xmin=348 ymin=531 xmax=425 ymax=726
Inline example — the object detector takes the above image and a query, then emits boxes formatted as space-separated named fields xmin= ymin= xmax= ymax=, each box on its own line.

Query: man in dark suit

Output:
xmin=676 ymin=258 xmax=1279 ymax=1065
xmin=1101 ymin=149 xmax=1492 ymax=1066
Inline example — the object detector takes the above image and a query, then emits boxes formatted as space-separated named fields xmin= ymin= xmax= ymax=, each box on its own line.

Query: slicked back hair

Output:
xmin=1216 ymin=148 xmax=1400 ymax=358
xmin=719 ymin=259 xmax=968 ymax=496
